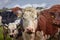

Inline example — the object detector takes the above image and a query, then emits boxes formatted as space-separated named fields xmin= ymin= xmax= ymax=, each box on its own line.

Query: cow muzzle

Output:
xmin=25 ymin=27 xmax=34 ymax=34
xmin=10 ymin=35 xmax=14 ymax=38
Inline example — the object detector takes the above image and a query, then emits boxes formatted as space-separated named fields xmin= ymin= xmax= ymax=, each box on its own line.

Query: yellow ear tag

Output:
xmin=51 ymin=16 xmax=54 ymax=18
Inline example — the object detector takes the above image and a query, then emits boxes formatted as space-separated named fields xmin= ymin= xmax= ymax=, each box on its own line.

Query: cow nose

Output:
xmin=27 ymin=29 xmax=31 ymax=31
xmin=10 ymin=35 xmax=13 ymax=38
xmin=26 ymin=28 xmax=33 ymax=34
xmin=27 ymin=28 xmax=33 ymax=32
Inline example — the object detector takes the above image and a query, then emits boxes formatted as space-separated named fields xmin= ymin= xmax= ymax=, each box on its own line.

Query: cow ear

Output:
xmin=4 ymin=26 xmax=8 ymax=29
xmin=4 ymin=24 xmax=8 ymax=29
xmin=17 ymin=25 xmax=21 ymax=29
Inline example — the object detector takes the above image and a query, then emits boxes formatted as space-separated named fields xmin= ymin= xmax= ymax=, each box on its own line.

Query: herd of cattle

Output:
xmin=0 ymin=5 xmax=60 ymax=40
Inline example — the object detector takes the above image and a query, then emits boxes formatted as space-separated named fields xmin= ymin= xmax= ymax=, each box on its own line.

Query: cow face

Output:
xmin=50 ymin=12 xmax=60 ymax=26
xmin=8 ymin=23 xmax=18 ymax=38
xmin=23 ymin=7 xmax=37 ymax=34
xmin=16 ymin=10 xmax=23 ymax=18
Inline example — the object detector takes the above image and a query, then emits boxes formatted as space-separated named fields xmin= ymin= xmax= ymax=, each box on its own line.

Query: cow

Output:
xmin=22 ymin=7 xmax=38 ymax=40
xmin=49 ymin=5 xmax=60 ymax=27
xmin=12 ymin=7 xmax=22 ymax=18
xmin=22 ymin=7 xmax=37 ymax=40
xmin=35 ymin=5 xmax=60 ymax=40
xmin=0 ymin=10 xmax=17 ymax=40
xmin=0 ymin=8 xmax=23 ymax=40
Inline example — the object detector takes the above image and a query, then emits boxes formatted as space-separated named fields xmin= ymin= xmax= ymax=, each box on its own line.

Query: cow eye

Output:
xmin=12 ymin=30 xmax=14 ymax=32
xmin=35 ymin=17 xmax=37 ymax=20
xmin=23 ymin=17 xmax=26 ymax=20
xmin=50 ymin=12 xmax=55 ymax=18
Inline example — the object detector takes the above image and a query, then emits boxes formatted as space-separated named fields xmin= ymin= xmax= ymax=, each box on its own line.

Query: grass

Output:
xmin=0 ymin=27 xmax=11 ymax=40
xmin=0 ymin=27 xmax=59 ymax=40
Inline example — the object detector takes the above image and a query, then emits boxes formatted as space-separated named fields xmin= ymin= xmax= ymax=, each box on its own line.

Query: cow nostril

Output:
xmin=12 ymin=30 xmax=14 ymax=33
xmin=26 ymin=28 xmax=33 ymax=34
xmin=27 ymin=29 xmax=31 ymax=32
xmin=10 ymin=35 xmax=13 ymax=38
xmin=27 ymin=29 xmax=29 ymax=31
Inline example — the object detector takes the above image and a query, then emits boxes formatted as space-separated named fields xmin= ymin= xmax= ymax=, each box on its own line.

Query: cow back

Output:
xmin=37 ymin=9 xmax=58 ymax=36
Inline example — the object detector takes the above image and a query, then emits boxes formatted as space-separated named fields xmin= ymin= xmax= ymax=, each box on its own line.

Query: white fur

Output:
xmin=17 ymin=10 xmax=22 ymax=18
xmin=23 ymin=7 xmax=37 ymax=40
xmin=0 ymin=16 xmax=2 ymax=25
xmin=8 ymin=23 xmax=18 ymax=37
xmin=14 ymin=19 xmax=21 ymax=25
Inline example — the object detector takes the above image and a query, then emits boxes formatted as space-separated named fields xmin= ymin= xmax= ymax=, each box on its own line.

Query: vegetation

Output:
xmin=0 ymin=27 xmax=11 ymax=40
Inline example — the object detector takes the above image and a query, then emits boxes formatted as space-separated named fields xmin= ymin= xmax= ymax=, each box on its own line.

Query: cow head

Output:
xmin=16 ymin=10 xmax=23 ymax=18
xmin=8 ymin=23 xmax=18 ymax=38
xmin=3 ymin=13 xmax=23 ymax=38
xmin=7 ymin=22 xmax=22 ymax=38
xmin=12 ymin=7 xmax=23 ymax=18
xmin=49 ymin=12 xmax=60 ymax=26
xmin=23 ymin=7 xmax=38 ymax=34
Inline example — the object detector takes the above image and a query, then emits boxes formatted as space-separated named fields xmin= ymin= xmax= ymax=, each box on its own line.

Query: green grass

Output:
xmin=0 ymin=27 xmax=11 ymax=40
xmin=0 ymin=27 xmax=59 ymax=40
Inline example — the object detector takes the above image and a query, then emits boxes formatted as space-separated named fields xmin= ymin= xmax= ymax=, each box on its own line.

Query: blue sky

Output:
xmin=0 ymin=0 xmax=60 ymax=8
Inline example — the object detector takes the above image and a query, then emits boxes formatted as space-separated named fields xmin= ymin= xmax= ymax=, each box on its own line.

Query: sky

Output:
xmin=0 ymin=0 xmax=60 ymax=8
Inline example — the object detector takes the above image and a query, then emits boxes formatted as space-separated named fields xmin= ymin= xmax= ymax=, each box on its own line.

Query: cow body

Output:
xmin=1 ymin=11 xmax=17 ymax=24
xmin=1 ymin=7 xmax=23 ymax=40
xmin=36 ymin=5 xmax=60 ymax=40
xmin=0 ymin=11 xmax=17 ymax=40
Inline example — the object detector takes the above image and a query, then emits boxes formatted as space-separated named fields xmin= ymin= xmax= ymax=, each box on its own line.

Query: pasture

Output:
xmin=0 ymin=27 xmax=11 ymax=40
xmin=0 ymin=26 xmax=59 ymax=40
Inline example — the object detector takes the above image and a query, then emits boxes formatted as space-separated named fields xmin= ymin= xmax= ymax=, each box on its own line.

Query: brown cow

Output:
xmin=35 ymin=5 xmax=60 ymax=40
xmin=11 ymin=7 xmax=23 ymax=18
xmin=49 ymin=5 xmax=60 ymax=26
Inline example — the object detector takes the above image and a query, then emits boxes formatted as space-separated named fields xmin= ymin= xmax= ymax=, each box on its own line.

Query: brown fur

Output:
xmin=36 ymin=5 xmax=60 ymax=40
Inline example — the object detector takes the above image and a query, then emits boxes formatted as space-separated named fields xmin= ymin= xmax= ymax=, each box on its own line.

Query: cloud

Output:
xmin=32 ymin=3 xmax=47 ymax=8
xmin=21 ymin=3 xmax=47 ymax=8
xmin=0 ymin=0 xmax=9 ymax=5
xmin=0 ymin=0 xmax=10 ymax=8
xmin=4 ymin=0 xmax=9 ymax=3
xmin=21 ymin=4 xmax=32 ymax=8
xmin=12 ymin=4 xmax=21 ymax=8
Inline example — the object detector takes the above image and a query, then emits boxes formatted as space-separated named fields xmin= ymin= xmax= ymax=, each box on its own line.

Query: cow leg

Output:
xmin=58 ymin=32 xmax=60 ymax=40
xmin=22 ymin=32 xmax=27 ymax=40
xmin=3 ymin=26 xmax=8 ymax=40
xmin=30 ymin=33 xmax=35 ymax=40
xmin=47 ymin=28 xmax=60 ymax=40
xmin=11 ymin=38 xmax=16 ymax=40
xmin=22 ymin=32 xmax=30 ymax=40
xmin=55 ymin=28 xmax=60 ymax=40
xmin=58 ymin=28 xmax=60 ymax=40
xmin=16 ymin=36 xmax=23 ymax=40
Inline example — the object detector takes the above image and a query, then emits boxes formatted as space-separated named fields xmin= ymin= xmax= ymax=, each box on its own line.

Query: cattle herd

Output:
xmin=0 ymin=5 xmax=60 ymax=40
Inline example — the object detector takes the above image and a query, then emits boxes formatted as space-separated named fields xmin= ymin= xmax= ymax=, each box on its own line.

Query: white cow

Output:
xmin=22 ymin=7 xmax=38 ymax=40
